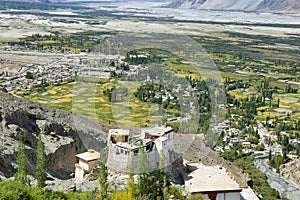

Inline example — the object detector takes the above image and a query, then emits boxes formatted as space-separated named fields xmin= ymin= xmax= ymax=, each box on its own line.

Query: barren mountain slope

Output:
xmin=169 ymin=0 xmax=300 ymax=12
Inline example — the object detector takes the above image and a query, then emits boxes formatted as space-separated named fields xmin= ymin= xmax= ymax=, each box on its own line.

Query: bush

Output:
xmin=0 ymin=180 xmax=94 ymax=200
xmin=234 ymin=156 xmax=281 ymax=199
xmin=168 ymin=185 xmax=183 ymax=199
xmin=25 ymin=71 xmax=34 ymax=79
xmin=187 ymin=194 xmax=205 ymax=200
xmin=0 ymin=180 xmax=30 ymax=200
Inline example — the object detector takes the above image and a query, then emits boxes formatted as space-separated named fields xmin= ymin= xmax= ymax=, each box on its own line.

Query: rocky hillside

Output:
xmin=168 ymin=0 xmax=300 ymax=13
xmin=280 ymin=159 xmax=300 ymax=186
xmin=0 ymin=89 xmax=113 ymax=180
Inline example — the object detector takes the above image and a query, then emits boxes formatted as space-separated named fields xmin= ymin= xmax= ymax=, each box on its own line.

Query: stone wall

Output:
xmin=107 ymin=143 xmax=160 ymax=173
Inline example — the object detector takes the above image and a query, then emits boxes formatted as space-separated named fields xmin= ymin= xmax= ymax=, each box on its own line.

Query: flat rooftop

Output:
xmin=185 ymin=163 xmax=241 ymax=194
xmin=117 ymin=142 xmax=139 ymax=151
xmin=117 ymin=138 xmax=153 ymax=150
xmin=76 ymin=149 xmax=100 ymax=162
xmin=142 ymin=125 xmax=173 ymax=137
xmin=109 ymin=129 xmax=130 ymax=135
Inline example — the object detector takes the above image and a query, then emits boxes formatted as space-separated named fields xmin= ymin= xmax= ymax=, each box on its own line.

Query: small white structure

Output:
xmin=185 ymin=163 xmax=242 ymax=200
xmin=74 ymin=149 xmax=100 ymax=182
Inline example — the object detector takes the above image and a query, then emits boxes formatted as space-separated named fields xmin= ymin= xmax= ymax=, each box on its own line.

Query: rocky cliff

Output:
xmin=0 ymin=90 xmax=111 ymax=180
xmin=280 ymin=159 xmax=300 ymax=186
xmin=168 ymin=0 xmax=300 ymax=13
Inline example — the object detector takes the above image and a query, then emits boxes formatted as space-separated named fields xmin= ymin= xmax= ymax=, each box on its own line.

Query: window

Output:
xmin=111 ymin=136 xmax=116 ymax=144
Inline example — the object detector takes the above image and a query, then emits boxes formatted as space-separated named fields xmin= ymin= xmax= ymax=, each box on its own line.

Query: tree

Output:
xmin=163 ymin=175 xmax=169 ymax=199
xmin=297 ymin=145 xmax=300 ymax=156
xmin=125 ymin=176 xmax=134 ymax=200
xmin=136 ymin=150 xmax=169 ymax=199
xmin=14 ymin=132 xmax=30 ymax=186
xmin=99 ymin=149 xmax=108 ymax=199
xmin=36 ymin=134 xmax=46 ymax=188
xmin=138 ymin=141 xmax=146 ymax=174
xmin=126 ymin=152 xmax=135 ymax=200
xmin=25 ymin=71 xmax=34 ymax=79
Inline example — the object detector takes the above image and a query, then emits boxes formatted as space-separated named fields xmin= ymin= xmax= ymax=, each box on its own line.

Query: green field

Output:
xmin=19 ymin=81 xmax=163 ymax=127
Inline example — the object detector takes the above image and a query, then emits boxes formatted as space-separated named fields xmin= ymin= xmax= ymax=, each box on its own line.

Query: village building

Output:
xmin=74 ymin=149 xmax=100 ymax=182
xmin=107 ymin=125 xmax=177 ymax=173
xmin=185 ymin=163 xmax=244 ymax=200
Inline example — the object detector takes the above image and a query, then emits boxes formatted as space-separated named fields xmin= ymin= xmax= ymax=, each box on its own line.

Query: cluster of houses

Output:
xmin=213 ymin=118 xmax=300 ymax=160
xmin=0 ymin=50 xmax=78 ymax=93
xmin=0 ymin=47 xmax=139 ymax=94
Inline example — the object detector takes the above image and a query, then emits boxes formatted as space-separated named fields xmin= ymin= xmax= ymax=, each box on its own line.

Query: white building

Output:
xmin=185 ymin=163 xmax=242 ymax=200
xmin=107 ymin=126 xmax=176 ymax=173
xmin=74 ymin=149 xmax=100 ymax=182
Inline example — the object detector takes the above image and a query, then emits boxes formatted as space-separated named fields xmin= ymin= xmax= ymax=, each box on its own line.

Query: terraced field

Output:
xmin=19 ymin=81 xmax=162 ymax=127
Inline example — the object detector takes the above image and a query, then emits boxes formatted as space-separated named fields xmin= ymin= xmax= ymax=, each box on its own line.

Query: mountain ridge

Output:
xmin=168 ymin=0 xmax=300 ymax=13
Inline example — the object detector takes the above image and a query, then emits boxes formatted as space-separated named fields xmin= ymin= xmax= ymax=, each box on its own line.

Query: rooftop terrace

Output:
xmin=185 ymin=163 xmax=241 ymax=194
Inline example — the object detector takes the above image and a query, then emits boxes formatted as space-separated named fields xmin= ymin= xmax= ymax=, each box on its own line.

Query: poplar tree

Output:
xmin=126 ymin=151 xmax=135 ymax=199
xmin=99 ymin=149 xmax=108 ymax=199
xmin=137 ymin=141 xmax=146 ymax=174
xmin=36 ymin=134 xmax=46 ymax=188
xmin=137 ymin=141 xmax=148 ymax=196
xmin=14 ymin=132 xmax=30 ymax=185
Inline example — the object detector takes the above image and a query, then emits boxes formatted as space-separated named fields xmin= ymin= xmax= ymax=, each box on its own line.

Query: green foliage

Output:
xmin=187 ymin=194 xmax=205 ymax=200
xmin=99 ymin=149 xmax=108 ymax=199
xmin=0 ymin=180 xmax=30 ymax=200
xmin=10 ymin=31 xmax=111 ymax=53
xmin=269 ymin=150 xmax=272 ymax=161
xmin=248 ymin=136 xmax=259 ymax=145
xmin=234 ymin=156 xmax=281 ymax=199
xmin=166 ymin=121 xmax=180 ymax=133
xmin=269 ymin=155 xmax=287 ymax=172
xmin=137 ymin=141 xmax=146 ymax=174
xmin=163 ymin=175 xmax=168 ymax=199
xmin=136 ymin=170 xmax=170 ymax=199
xmin=14 ymin=132 xmax=30 ymax=186
xmin=125 ymin=176 xmax=135 ymax=200
xmin=297 ymin=144 xmax=300 ymax=156
xmin=36 ymin=134 xmax=46 ymax=188
xmin=0 ymin=180 xmax=94 ymax=200
xmin=221 ymin=143 xmax=243 ymax=162
xmin=25 ymin=71 xmax=34 ymax=79
xmin=124 ymin=49 xmax=163 ymax=65
xmin=110 ymin=190 xmax=131 ymax=200
xmin=168 ymin=185 xmax=184 ymax=200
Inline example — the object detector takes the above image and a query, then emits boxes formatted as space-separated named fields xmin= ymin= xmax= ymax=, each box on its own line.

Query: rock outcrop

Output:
xmin=280 ymin=159 xmax=300 ymax=186
xmin=0 ymin=90 xmax=110 ymax=180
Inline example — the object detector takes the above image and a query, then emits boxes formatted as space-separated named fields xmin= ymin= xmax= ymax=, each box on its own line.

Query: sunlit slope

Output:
xmin=169 ymin=0 xmax=300 ymax=12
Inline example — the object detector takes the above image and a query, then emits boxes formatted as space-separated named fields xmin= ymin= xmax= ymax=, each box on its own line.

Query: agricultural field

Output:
xmin=19 ymin=80 xmax=163 ymax=127
xmin=194 ymin=32 xmax=300 ymax=135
